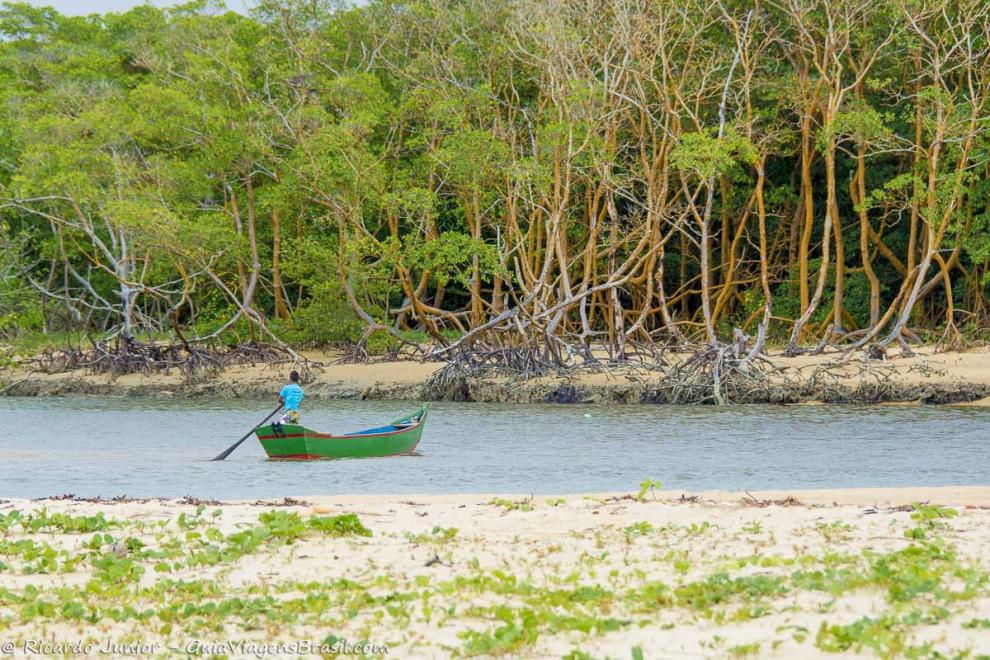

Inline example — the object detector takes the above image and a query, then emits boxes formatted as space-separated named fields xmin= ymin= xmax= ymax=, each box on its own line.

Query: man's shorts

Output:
xmin=278 ymin=409 xmax=300 ymax=425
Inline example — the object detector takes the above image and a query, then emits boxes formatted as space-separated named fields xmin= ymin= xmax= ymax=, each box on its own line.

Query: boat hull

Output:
xmin=254 ymin=404 xmax=428 ymax=460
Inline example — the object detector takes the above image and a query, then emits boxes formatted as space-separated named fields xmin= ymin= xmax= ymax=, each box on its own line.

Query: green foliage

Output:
xmin=635 ymin=479 xmax=662 ymax=502
xmin=460 ymin=607 xmax=540 ymax=655
xmin=270 ymin=280 xmax=366 ymax=347
xmin=437 ymin=129 xmax=510 ymax=192
xmin=675 ymin=573 xmax=787 ymax=611
xmin=963 ymin=177 xmax=990 ymax=284
xmin=1 ymin=0 xmax=988 ymax=354
xmin=486 ymin=497 xmax=534 ymax=512
xmin=91 ymin=553 xmax=145 ymax=585
xmin=373 ymin=232 xmax=504 ymax=289
xmin=822 ymin=101 xmax=893 ymax=150
xmin=815 ymin=614 xmax=906 ymax=657
xmin=728 ymin=642 xmax=761 ymax=658
xmin=308 ymin=513 xmax=373 ymax=538
xmin=0 ymin=232 xmax=43 ymax=340
xmin=0 ymin=510 xmax=116 ymax=535
xmin=670 ymin=129 xmax=757 ymax=180
xmin=623 ymin=521 xmax=653 ymax=538
xmin=770 ymin=260 xmax=885 ymax=332
xmin=904 ymin=503 xmax=958 ymax=541
xmin=271 ymin=238 xmax=366 ymax=346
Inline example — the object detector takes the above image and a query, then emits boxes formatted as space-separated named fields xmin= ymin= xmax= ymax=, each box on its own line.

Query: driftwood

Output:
xmin=742 ymin=492 xmax=805 ymax=507
xmin=33 ymin=494 xmax=312 ymax=507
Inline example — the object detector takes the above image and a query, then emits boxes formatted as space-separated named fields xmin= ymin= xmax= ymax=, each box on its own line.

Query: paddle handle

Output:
xmin=211 ymin=404 xmax=282 ymax=461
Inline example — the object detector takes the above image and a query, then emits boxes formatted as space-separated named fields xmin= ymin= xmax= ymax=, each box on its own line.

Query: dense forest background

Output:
xmin=1 ymin=0 xmax=989 ymax=359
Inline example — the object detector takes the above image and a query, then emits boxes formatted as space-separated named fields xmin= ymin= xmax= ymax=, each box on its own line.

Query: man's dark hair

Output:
xmin=290 ymin=370 xmax=300 ymax=383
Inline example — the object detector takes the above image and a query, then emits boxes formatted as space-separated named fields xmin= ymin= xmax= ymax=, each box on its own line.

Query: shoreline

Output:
xmin=3 ymin=486 xmax=990 ymax=657
xmin=16 ymin=485 xmax=990 ymax=507
xmin=4 ymin=346 xmax=990 ymax=406
xmin=286 ymin=485 xmax=990 ymax=507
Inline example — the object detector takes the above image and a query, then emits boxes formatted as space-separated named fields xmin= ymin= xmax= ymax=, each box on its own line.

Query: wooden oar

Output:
xmin=211 ymin=405 xmax=282 ymax=461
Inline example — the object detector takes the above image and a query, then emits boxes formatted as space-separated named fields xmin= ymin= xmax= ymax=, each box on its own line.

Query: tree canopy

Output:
xmin=2 ymin=0 xmax=989 ymax=357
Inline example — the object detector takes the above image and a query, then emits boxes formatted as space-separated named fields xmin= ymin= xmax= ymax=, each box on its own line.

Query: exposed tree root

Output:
xmin=642 ymin=364 xmax=799 ymax=405
xmin=422 ymin=363 xmax=472 ymax=402
xmin=26 ymin=338 xmax=318 ymax=379
xmin=422 ymin=330 xmax=800 ymax=405
xmin=421 ymin=329 xmax=990 ymax=406
xmin=422 ymin=338 xmax=673 ymax=401
xmin=642 ymin=332 xmax=799 ymax=405
xmin=934 ymin=321 xmax=967 ymax=353
xmin=334 ymin=338 xmax=427 ymax=365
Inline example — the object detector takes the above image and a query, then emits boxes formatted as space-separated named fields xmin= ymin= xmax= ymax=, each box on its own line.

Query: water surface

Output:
xmin=1 ymin=397 xmax=987 ymax=498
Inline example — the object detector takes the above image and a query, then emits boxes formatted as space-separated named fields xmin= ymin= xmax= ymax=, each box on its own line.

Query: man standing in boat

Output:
xmin=276 ymin=370 xmax=304 ymax=426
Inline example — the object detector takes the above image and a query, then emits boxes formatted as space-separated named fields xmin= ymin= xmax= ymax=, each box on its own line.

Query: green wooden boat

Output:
xmin=254 ymin=404 xmax=429 ymax=460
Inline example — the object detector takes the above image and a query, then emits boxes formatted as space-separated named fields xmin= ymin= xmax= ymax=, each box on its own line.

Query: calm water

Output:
xmin=0 ymin=397 xmax=988 ymax=498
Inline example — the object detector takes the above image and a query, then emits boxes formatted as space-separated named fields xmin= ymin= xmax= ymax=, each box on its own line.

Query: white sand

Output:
xmin=2 ymin=487 xmax=989 ymax=658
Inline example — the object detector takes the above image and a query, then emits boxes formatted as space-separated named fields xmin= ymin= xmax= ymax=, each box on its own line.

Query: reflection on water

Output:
xmin=0 ymin=397 xmax=988 ymax=498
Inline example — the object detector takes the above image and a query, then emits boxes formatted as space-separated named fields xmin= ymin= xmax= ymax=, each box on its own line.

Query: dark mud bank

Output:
xmin=4 ymin=372 xmax=988 ymax=406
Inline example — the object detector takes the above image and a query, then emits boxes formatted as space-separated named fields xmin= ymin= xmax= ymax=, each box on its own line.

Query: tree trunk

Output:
xmin=272 ymin=208 xmax=289 ymax=320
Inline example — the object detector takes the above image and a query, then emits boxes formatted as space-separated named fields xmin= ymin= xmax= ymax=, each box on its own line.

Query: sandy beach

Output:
xmin=4 ymin=346 xmax=990 ymax=407
xmin=2 ymin=487 xmax=989 ymax=658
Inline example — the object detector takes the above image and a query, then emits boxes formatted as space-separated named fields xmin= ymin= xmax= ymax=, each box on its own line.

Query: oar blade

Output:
xmin=211 ymin=405 xmax=281 ymax=461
